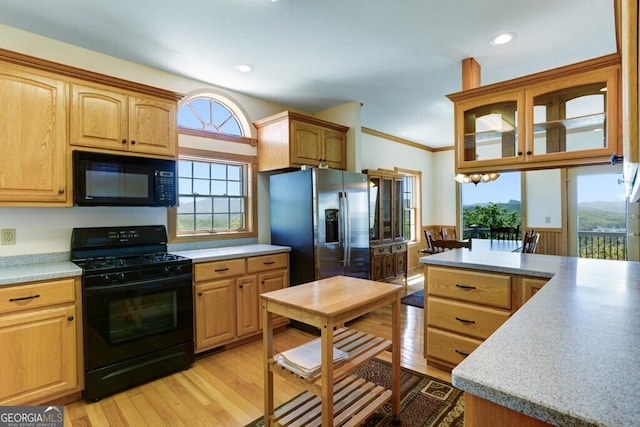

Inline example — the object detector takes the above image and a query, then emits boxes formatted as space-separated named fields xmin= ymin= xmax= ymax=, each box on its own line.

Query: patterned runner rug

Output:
xmin=400 ymin=289 xmax=424 ymax=309
xmin=246 ymin=358 xmax=464 ymax=426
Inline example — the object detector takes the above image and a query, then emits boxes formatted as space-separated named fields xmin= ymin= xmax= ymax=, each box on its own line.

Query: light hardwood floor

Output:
xmin=64 ymin=272 xmax=450 ymax=426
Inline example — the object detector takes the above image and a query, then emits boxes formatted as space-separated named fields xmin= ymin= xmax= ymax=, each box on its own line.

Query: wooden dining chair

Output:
xmin=431 ymin=238 xmax=472 ymax=253
xmin=439 ymin=226 xmax=457 ymax=240
xmin=421 ymin=230 xmax=435 ymax=254
xmin=490 ymin=226 xmax=520 ymax=241
xmin=522 ymin=232 xmax=540 ymax=254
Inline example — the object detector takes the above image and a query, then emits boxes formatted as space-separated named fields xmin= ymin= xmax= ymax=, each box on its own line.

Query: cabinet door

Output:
xmin=70 ymin=83 xmax=128 ymax=151
xmin=392 ymin=178 xmax=404 ymax=240
xmin=455 ymin=91 xmax=525 ymax=170
xmin=0 ymin=305 xmax=77 ymax=405
xmin=0 ymin=64 xmax=67 ymax=204
xmin=521 ymin=277 xmax=547 ymax=305
xmin=384 ymin=253 xmax=396 ymax=280
xmin=236 ymin=276 xmax=259 ymax=337
xmin=526 ymin=66 xmax=619 ymax=163
xmin=194 ymin=279 xmax=236 ymax=351
xmin=290 ymin=120 xmax=322 ymax=166
xmin=323 ymin=129 xmax=346 ymax=169
xmin=258 ymin=270 xmax=288 ymax=329
xmin=382 ymin=178 xmax=393 ymax=240
xmin=370 ymin=253 xmax=385 ymax=281
xmin=395 ymin=249 xmax=407 ymax=279
xmin=368 ymin=176 xmax=382 ymax=242
xmin=128 ymin=96 xmax=177 ymax=156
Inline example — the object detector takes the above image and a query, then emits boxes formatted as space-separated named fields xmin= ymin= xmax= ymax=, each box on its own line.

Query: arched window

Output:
xmin=178 ymin=96 xmax=243 ymax=136
xmin=171 ymin=92 xmax=257 ymax=242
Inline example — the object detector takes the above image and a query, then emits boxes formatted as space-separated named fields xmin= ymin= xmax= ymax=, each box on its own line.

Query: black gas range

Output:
xmin=71 ymin=225 xmax=194 ymax=402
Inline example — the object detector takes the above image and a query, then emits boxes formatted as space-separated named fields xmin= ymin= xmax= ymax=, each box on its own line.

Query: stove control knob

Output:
xmin=102 ymin=274 xmax=111 ymax=282
xmin=163 ymin=266 xmax=173 ymax=274
xmin=117 ymin=272 xmax=126 ymax=281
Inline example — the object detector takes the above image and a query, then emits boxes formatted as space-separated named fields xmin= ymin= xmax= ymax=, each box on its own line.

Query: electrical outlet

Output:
xmin=1 ymin=228 xmax=16 ymax=245
xmin=545 ymin=216 xmax=551 ymax=224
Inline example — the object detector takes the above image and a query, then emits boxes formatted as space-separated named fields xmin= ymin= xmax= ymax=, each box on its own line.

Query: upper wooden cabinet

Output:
xmin=70 ymin=82 xmax=177 ymax=157
xmin=254 ymin=111 xmax=348 ymax=171
xmin=449 ymin=55 xmax=621 ymax=174
xmin=0 ymin=62 xmax=69 ymax=205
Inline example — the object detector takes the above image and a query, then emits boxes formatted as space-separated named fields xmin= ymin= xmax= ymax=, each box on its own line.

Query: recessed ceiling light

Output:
xmin=234 ymin=64 xmax=254 ymax=73
xmin=490 ymin=32 xmax=516 ymax=46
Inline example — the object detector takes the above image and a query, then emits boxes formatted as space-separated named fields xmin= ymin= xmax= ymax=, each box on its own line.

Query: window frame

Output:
xmin=168 ymin=146 xmax=258 ymax=243
xmin=395 ymin=167 xmax=422 ymax=244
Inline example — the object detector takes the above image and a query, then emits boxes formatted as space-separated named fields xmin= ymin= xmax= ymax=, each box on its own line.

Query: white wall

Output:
xmin=430 ymin=150 xmax=457 ymax=226
xmin=525 ymin=169 xmax=562 ymax=228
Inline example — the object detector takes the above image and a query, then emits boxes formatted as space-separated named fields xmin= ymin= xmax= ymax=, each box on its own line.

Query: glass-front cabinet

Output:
xmin=368 ymin=173 xmax=403 ymax=243
xmin=450 ymin=56 xmax=620 ymax=173
xmin=365 ymin=169 xmax=407 ymax=283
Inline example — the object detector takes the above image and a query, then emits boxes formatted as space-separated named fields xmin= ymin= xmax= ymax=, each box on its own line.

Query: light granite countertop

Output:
xmin=0 ymin=261 xmax=82 ymax=285
xmin=173 ymin=244 xmax=290 ymax=263
xmin=420 ymin=250 xmax=640 ymax=426
xmin=0 ymin=244 xmax=290 ymax=286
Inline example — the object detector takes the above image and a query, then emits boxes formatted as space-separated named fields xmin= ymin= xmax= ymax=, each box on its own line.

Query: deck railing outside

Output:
xmin=578 ymin=231 xmax=627 ymax=260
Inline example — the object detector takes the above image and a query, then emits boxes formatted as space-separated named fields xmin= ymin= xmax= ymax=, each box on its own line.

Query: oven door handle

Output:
xmin=84 ymin=273 xmax=192 ymax=295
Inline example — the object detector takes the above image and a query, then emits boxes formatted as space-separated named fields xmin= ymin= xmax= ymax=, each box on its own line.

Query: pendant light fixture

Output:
xmin=454 ymin=172 xmax=500 ymax=186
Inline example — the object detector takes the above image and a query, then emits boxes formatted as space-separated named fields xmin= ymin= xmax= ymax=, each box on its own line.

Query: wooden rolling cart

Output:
xmin=261 ymin=275 xmax=402 ymax=427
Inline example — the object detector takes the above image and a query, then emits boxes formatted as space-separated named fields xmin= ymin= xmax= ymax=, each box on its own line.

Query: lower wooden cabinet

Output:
xmin=194 ymin=278 xmax=236 ymax=351
xmin=194 ymin=252 xmax=289 ymax=353
xmin=0 ymin=277 xmax=82 ymax=405
xmin=522 ymin=277 xmax=548 ymax=305
xmin=424 ymin=265 xmax=548 ymax=371
xmin=370 ymin=242 xmax=407 ymax=282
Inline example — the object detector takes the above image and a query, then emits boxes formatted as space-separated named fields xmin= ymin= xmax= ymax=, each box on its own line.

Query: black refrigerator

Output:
xmin=270 ymin=168 xmax=370 ymax=286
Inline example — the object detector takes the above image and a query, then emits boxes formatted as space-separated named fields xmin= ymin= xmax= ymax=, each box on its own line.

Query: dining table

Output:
xmin=470 ymin=237 xmax=522 ymax=252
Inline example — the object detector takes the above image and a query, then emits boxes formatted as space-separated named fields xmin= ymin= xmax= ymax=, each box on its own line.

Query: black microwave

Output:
xmin=73 ymin=150 xmax=177 ymax=207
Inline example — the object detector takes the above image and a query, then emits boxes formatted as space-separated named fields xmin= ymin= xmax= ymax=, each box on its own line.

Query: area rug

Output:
xmin=400 ymin=290 xmax=424 ymax=309
xmin=246 ymin=358 xmax=463 ymax=427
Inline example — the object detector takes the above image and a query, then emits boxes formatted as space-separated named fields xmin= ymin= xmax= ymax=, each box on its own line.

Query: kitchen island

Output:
xmin=420 ymin=250 xmax=640 ymax=426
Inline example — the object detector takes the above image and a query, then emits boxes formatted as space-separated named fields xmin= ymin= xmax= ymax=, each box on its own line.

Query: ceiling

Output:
xmin=0 ymin=0 xmax=617 ymax=148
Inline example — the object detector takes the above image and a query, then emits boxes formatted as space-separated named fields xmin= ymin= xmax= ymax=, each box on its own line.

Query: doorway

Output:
xmin=567 ymin=164 xmax=628 ymax=260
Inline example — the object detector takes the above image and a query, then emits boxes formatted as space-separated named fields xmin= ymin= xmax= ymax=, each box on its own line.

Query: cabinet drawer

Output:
xmin=427 ymin=327 xmax=482 ymax=366
xmin=194 ymin=259 xmax=246 ymax=282
xmin=392 ymin=243 xmax=407 ymax=252
xmin=0 ymin=279 xmax=76 ymax=314
xmin=372 ymin=246 xmax=391 ymax=255
xmin=247 ymin=253 xmax=288 ymax=273
xmin=428 ymin=266 xmax=511 ymax=309
xmin=427 ymin=297 xmax=510 ymax=340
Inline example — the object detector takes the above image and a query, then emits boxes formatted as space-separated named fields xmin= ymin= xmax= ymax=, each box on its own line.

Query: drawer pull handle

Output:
xmin=9 ymin=294 xmax=40 ymax=302
xmin=263 ymin=261 xmax=275 ymax=265
xmin=214 ymin=267 xmax=230 ymax=273
xmin=456 ymin=284 xmax=476 ymax=290
xmin=455 ymin=349 xmax=470 ymax=357
xmin=455 ymin=316 xmax=476 ymax=324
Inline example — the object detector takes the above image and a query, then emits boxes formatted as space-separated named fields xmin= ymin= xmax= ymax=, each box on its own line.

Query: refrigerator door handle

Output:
xmin=344 ymin=192 xmax=351 ymax=266
xmin=338 ymin=192 xmax=347 ymax=266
